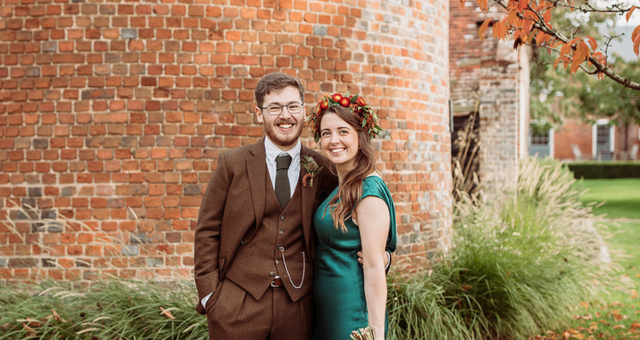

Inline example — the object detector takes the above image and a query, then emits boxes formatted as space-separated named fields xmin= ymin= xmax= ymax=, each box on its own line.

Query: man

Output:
xmin=193 ymin=72 xmax=338 ymax=339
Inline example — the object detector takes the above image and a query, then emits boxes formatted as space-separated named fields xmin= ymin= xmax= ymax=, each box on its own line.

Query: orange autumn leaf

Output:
xmin=477 ymin=0 xmax=489 ymax=13
xmin=579 ymin=301 xmax=589 ymax=310
xmin=493 ymin=21 xmax=507 ymax=40
xmin=627 ymin=6 xmax=637 ymax=22
xmin=559 ymin=38 xmax=578 ymax=59
xmin=591 ymin=51 xmax=606 ymax=65
xmin=519 ymin=0 xmax=529 ymax=11
xmin=507 ymin=10 xmax=522 ymax=27
xmin=633 ymin=25 xmax=640 ymax=57
xmin=613 ymin=324 xmax=626 ymax=329
xmin=585 ymin=36 xmax=597 ymax=51
xmin=543 ymin=9 xmax=551 ymax=24
xmin=570 ymin=41 xmax=589 ymax=73
xmin=553 ymin=55 xmax=570 ymax=69
xmin=536 ymin=32 xmax=548 ymax=45
xmin=479 ymin=19 xmax=493 ymax=41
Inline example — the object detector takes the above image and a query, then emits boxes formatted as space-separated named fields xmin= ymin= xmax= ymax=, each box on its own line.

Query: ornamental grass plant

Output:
xmin=0 ymin=280 xmax=208 ymax=340
xmin=0 ymin=204 xmax=207 ymax=339
xmin=387 ymin=157 xmax=619 ymax=340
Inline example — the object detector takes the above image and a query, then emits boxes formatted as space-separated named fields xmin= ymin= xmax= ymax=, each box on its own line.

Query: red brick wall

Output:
xmin=554 ymin=118 xmax=640 ymax=160
xmin=0 ymin=0 xmax=451 ymax=281
xmin=450 ymin=0 xmax=529 ymax=191
xmin=554 ymin=119 xmax=592 ymax=160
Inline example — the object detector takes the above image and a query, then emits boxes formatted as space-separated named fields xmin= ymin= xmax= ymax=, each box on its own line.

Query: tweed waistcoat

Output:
xmin=224 ymin=171 xmax=313 ymax=302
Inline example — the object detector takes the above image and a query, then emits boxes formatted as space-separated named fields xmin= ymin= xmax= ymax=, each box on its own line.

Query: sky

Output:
xmin=598 ymin=0 xmax=639 ymax=61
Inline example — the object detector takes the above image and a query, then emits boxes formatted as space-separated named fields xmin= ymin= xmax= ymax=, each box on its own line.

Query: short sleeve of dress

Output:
xmin=361 ymin=176 xmax=397 ymax=253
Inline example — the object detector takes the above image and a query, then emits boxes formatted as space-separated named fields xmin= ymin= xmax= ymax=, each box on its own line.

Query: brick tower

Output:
xmin=0 ymin=0 xmax=451 ymax=281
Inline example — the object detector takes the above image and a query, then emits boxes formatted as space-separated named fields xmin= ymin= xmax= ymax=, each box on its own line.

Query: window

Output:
xmin=592 ymin=119 xmax=614 ymax=160
xmin=596 ymin=124 xmax=610 ymax=151
xmin=528 ymin=129 xmax=554 ymax=159
xmin=531 ymin=131 xmax=549 ymax=145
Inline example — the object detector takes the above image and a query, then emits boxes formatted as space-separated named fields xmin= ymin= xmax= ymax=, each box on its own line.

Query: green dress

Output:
xmin=313 ymin=176 xmax=397 ymax=340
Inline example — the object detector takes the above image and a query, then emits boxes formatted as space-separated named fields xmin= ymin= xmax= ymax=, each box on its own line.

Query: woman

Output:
xmin=307 ymin=93 xmax=397 ymax=340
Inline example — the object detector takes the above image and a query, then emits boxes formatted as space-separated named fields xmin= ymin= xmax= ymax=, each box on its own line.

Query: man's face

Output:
xmin=256 ymin=86 xmax=306 ymax=151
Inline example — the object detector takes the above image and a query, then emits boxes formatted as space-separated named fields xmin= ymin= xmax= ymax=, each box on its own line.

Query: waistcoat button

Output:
xmin=269 ymin=271 xmax=275 ymax=277
xmin=279 ymin=230 xmax=284 ymax=235
xmin=240 ymin=239 xmax=246 ymax=245
xmin=280 ymin=216 xmax=285 ymax=221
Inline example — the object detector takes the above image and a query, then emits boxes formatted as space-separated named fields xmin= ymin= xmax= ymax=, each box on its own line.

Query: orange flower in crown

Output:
xmin=305 ymin=92 xmax=383 ymax=143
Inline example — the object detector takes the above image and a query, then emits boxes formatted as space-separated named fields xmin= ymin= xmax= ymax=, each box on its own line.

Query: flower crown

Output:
xmin=306 ymin=92 xmax=382 ymax=143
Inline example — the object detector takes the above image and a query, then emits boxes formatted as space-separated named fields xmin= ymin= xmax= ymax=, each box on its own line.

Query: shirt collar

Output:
xmin=264 ymin=137 xmax=301 ymax=166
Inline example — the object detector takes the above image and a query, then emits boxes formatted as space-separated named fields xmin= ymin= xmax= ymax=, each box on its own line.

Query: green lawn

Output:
xmin=561 ymin=179 xmax=640 ymax=339
xmin=577 ymin=179 xmax=640 ymax=219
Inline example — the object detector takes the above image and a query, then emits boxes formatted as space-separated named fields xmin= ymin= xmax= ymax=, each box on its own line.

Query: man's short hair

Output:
xmin=255 ymin=73 xmax=304 ymax=108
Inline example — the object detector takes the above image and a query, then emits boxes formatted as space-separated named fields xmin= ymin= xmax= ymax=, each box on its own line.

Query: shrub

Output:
xmin=388 ymin=157 xmax=615 ymax=340
xmin=566 ymin=161 xmax=640 ymax=179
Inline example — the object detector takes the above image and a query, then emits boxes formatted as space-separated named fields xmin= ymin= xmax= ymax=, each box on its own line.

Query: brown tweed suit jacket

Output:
xmin=193 ymin=139 xmax=337 ymax=314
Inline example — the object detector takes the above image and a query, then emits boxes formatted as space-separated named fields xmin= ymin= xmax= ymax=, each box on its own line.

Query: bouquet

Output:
xmin=349 ymin=326 xmax=375 ymax=340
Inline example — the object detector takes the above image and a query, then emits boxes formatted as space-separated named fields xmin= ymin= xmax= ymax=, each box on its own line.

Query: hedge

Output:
xmin=565 ymin=161 xmax=640 ymax=179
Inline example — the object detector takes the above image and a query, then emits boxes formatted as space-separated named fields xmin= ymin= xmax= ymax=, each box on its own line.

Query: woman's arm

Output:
xmin=355 ymin=195 xmax=390 ymax=340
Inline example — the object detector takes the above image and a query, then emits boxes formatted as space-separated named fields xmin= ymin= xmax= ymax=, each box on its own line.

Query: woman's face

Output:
xmin=320 ymin=112 xmax=360 ymax=171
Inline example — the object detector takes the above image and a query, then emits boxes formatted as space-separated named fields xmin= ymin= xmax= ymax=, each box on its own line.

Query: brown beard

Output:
xmin=263 ymin=119 xmax=304 ymax=149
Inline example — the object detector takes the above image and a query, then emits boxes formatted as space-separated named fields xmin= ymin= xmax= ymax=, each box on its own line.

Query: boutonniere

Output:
xmin=301 ymin=155 xmax=322 ymax=188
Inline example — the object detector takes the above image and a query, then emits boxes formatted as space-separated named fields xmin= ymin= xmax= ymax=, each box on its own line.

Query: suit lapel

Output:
xmin=247 ymin=140 xmax=266 ymax=229
xmin=300 ymin=145 xmax=319 ymax=252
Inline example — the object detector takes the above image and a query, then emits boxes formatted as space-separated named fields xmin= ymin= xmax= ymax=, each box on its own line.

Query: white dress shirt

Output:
xmin=264 ymin=136 xmax=301 ymax=196
xmin=201 ymin=137 xmax=301 ymax=308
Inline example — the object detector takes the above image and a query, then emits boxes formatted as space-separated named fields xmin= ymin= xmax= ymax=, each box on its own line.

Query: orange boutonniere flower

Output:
xmin=301 ymin=156 xmax=322 ymax=188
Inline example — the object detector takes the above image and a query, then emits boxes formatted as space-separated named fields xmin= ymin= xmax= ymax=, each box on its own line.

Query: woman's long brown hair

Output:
xmin=319 ymin=106 xmax=377 ymax=233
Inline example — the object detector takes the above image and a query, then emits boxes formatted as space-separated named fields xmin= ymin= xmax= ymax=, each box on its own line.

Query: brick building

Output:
xmin=530 ymin=118 xmax=640 ymax=161
xmin=450 ymin=0 xmax=531 ymax=190
xmin=0 ymin=0 xmax=452 ymax=281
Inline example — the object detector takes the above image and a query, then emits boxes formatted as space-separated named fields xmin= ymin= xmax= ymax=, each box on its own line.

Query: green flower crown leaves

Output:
xmin=305 ymin=92 xmax=383 ymax=143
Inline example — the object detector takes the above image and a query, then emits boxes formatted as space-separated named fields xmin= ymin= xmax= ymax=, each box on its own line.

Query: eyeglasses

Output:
xmin=261 ymin=102 xmax=305 ymax=116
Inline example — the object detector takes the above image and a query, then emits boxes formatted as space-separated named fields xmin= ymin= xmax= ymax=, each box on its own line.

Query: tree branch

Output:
xmin=537 ymin=44 xmax=599 ymax=74
xmin=547 ymin=0 xmax=633 ymax=14
xmin=487 ymin=0 xmax=640 ymax=90
xmin=532 ymin=21 xmax=640 ymax=90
